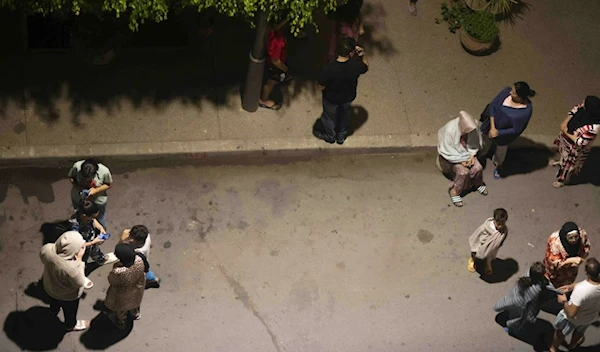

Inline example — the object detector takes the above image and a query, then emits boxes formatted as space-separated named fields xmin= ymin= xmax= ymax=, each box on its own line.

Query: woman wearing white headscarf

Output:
xmin=437 ymin=111 xmax=487 ymax=207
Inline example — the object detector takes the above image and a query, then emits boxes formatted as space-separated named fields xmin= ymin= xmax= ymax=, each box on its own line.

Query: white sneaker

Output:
xmin=103 ymin=252 xmax=119 ymax=265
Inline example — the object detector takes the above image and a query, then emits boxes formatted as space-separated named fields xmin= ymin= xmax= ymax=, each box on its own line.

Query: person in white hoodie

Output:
xmin=40 ymin=231 xmax=91 ymax=331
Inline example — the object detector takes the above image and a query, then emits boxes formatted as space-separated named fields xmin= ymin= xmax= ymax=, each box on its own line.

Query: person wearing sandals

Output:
xmin=437 ymin=111 xmax=487 ymax=207
xmin=549 ymin=258 xmax=600 ymax=352
xmin=104 ymin=243 xmax=146 ymax=329
xmin=544 ymin=222 xmax=590 ymax=294
xmin=550 ymin=95 xmax=600 ymax=188
xmin=120 ymin=225 xmax=161 ymax=288
xmin=40 ymin=231 xmax=91 ymax=332
xmin=258 ymin=18 xmax=293 ymax=111
xmin=479 ymin=82 xmax=536 ymax=179
xmin=468 ymin=208 xmax=508 ymax=275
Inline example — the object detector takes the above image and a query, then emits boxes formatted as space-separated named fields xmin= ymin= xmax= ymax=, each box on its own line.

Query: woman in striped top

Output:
xmin=551 ymin=96 xmax=600 ymax=188
xmin=493 ymin=262 xmax=549 ymax=333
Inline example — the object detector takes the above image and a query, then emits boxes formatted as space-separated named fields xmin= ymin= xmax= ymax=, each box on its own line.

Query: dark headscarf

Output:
xmin=115 ymin=243 xmax=136 ymax=267
xmin=567 ymin=95 xmax=600 ymax=133
xmin=559 ymin=222 xmax=581 ymax=258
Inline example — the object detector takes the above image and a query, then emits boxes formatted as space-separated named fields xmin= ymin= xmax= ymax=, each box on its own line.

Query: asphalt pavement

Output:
xmin=1 ymin=151 xmax=599 ymax=351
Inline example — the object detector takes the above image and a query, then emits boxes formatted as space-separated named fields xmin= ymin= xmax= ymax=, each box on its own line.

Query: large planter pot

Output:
xmin=465 ymin=0 xmax=488 ymax=12
xmin=459 ymin=27 xmax=497 ymax=56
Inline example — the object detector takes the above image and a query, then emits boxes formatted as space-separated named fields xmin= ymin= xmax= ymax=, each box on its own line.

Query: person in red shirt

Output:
xmin=259 ymin=19 xmax=293 ymax=110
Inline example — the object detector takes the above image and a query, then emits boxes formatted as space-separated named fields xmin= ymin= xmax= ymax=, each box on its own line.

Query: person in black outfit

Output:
xmin=315 ymin=37 xmax=368 ymax=144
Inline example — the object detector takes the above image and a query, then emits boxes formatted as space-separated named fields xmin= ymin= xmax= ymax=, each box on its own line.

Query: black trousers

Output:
xmin=321 ymin=98 xmax=352 ymax=141
xmin=47 ymin=291 xmax=80 ymax=329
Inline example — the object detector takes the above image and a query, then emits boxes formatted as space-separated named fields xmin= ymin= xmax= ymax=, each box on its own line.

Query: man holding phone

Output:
xmin=315 ymin=37 xmax=368 ymax=145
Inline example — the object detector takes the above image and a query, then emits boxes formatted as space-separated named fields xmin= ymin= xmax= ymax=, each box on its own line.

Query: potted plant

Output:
xmin=459 ymin=10 xmax=499 ymax=55
xmin=465 ymin=0 xmax=518 ymax=17
xmin=436 ymin=0 xmax=470 ymax=33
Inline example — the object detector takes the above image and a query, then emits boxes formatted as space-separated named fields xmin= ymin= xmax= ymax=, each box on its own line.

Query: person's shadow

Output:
xmin=477 ymin=258 xmax=519 ymax=283
xmin=79 ymin=300 xmax=133 ymax=349
xmin=494 ymin=311 xmax=554 ymax=352
xmin=311 ymin=105 xmax=369 ymax=141
xmin=3 ymin=306 xmax=67 ymax=351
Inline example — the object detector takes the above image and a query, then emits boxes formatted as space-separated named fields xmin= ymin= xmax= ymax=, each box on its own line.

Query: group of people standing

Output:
xmin=258 ymin=0 xmax=369 ymax=146
xmin=39 ymin=159 xmax=160 ymax=332
xmin=437 ymin=82 xmax=599 ymax=206
xmin=468 ymin=211 xmax=599 ymax=351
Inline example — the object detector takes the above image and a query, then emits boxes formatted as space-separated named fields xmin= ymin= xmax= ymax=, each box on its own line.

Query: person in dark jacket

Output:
xmin=479 ymin=82 xmax=536 ymax=179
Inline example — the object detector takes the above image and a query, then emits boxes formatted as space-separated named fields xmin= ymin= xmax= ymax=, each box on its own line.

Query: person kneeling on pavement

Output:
xmin=68 ymin=200 xmax=117 ymax=266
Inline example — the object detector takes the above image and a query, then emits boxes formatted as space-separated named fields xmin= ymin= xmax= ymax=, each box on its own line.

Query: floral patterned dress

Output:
xmin=554 ymin=103 xmax=600 ymax=182
xmin=543 ymin=229 xmax=590 ymax=288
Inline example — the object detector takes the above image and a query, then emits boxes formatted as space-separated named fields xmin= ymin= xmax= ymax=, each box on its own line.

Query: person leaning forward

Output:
xmin=314 ymin=37 xmax=368 ymax=145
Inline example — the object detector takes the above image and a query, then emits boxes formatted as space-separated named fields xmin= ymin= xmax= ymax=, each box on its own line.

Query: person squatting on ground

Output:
xmin=479 ymin=82 xmax=536 ymax=179
xmin=40 ymin=231 xmax=91 ymax=331
xmin=68 ymin=158 xmax=113 ymax=228
xmin=544 ymin=222 xmax=590 ymax=293
xmin=259 ymin=18 xmax=293 ymax=110
xmin=468 ymin=208 xmax=508 ymax=275
xmin=120 ymin=225 xmax=161 ymax=288
xmin=551 ymin=95 xmax=600 ymax=188
xmin=549 ymin=258 xmax=600 ymax=352
xmin=314 ymin=37 xmax=368 ymax=145
xmin=69 ymin=200 xmax=117 ymax=265
xmin=437 ymin=110 xmax=487 ymax=207
xmin=104 ymin=243 xmax=147 ymax=329
xmin=493 ymin=262 xmax=551 ymax=334
xmin=328 ymin=0 xmax=364 ymax=62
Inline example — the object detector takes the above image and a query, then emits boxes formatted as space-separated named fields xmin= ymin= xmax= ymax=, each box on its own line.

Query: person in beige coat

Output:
xmin=468 ymin=208 xmax=509 ymax=275
xmin=104 ymin=243 xmax=146 ymax=329
xmin=40 ymin=231 xmax=91 ymax=331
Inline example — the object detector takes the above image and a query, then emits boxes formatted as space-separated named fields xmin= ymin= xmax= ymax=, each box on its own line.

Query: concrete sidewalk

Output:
xmin=0 ymin=0 xmax=599 ymax=163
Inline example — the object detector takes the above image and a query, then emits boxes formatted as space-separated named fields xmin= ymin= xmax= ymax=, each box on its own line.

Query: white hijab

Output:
xmin=437 ymin=111 xmax=482 ymax=163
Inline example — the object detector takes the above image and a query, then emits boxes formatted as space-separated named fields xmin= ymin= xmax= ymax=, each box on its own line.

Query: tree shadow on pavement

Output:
xmin=0 ymin=167 xmax=65 ymax=204
xmin=80 ymin=311 xmax=133 ymax=349
xmin=477 ymin=258 xmax=519 ymax=283
xmin=494 ymin=312 xmax=553 ymax=352
xmin=0 ymin=6 xmax=394 ymax=127
xmin=3 ymin=306 xmax=67 ymax=351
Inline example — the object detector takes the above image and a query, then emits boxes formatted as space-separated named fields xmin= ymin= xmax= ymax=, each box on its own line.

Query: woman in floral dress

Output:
xmin=543 ymin=222 xmax=590 ymax=293
xmin=551 ymin=96 xmax=600 ymax=188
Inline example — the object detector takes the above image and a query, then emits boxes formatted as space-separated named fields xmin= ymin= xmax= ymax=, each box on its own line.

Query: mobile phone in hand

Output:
xmin=99 ymin=233 xmax=110 ymax=240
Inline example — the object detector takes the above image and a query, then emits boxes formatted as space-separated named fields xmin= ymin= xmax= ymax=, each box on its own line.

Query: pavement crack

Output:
xmin=218 ymin=265 xmax=283 ymax=352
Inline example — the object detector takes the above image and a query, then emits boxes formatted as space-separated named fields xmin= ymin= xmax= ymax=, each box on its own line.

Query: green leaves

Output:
xmin=0 ymin=0 xmax=337 ymax=32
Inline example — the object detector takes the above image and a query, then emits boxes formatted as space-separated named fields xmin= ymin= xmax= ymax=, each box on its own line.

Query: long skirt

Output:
xmin=439 ymin=155 xmax=484 ymax=195
xmin=554 ymin=133 xmax=591 ymax=182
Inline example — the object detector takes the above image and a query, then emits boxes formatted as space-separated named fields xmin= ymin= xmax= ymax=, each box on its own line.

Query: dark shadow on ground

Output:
xmin=3 ymin=306 xmax=66 ymax=351
xmin=494 ymin=312 xmax=553 ymax=352
xmin=567 ymin=147 xmax=600 ymax=186
xmin=477 ymin=258 xmax=519 ymax=283
xmin=40 ymin=220 xmax=73 ymax=245
xmin=478 ymin=137 xmax=555 ymax=178
xmin=24 ymin=280 xmax=54 ymax=305
xmin=311 ymin=105 xmax=369 ymax=139
xmin=0 ymin=167 xmax=66 ymax=204
xmin=0 ymin=5 xmax=394 ymax=126
xmin=80 ymin=311 xmax=133 ymax=349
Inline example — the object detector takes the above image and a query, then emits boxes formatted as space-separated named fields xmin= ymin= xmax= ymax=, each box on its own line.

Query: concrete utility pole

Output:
xmin=241 ymin=10 xmax=268 ymax=112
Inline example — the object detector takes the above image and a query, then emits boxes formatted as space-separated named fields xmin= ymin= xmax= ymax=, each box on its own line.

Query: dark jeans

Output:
xmin=47 ymin=293 xmax=80 ymax=329
xmin=321 ymin=98 xmax=352 ymax=141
